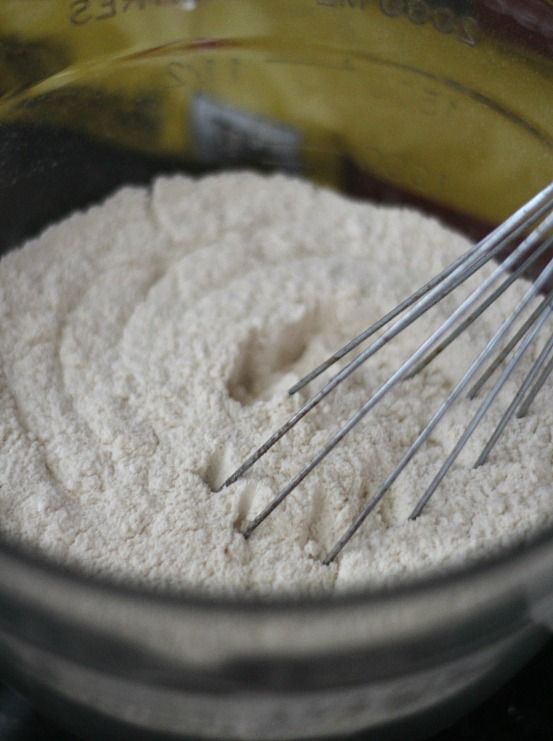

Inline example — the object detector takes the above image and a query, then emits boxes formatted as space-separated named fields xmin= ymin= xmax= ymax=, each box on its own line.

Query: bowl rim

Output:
xmin=1 ymin=517 xmax=553 ymax=613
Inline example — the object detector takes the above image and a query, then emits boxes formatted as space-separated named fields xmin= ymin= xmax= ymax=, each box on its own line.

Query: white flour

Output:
xmin=0 ymin=172 xmax=552 ymax=595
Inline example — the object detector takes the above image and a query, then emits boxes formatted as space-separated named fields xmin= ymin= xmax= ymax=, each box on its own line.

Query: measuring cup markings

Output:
xmin=165 ymin=60 xmax=202 ymax=89
xmin=69 ymin=0 xmax=184 ymax=26
xmin=264 ymin=56 xmax=355 ymax=72
xmin=381 ymin=74 xmax=458 ymax=120
xmin=162 ymin=56 xmax=239 ymax=90
xmin=316 ymin=0 xmax=479 ymax=47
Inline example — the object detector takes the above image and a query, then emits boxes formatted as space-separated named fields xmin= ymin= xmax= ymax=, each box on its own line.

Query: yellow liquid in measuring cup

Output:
xmin=1 ymin=0 xmax=552 ymax=226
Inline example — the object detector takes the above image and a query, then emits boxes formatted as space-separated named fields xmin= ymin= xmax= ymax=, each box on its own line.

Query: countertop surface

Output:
xmin=1 ymin=638 xmax=553 ymax=741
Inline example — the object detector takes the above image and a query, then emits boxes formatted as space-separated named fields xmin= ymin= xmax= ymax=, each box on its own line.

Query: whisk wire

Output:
xmin=517 ymin=347 xmax=553 ymax=419
xmin=409 ymin=274 xmax=553 ymax=522
xmin=289 ymin=183 xmax=553 ymax=395
xmin=475 ymin=329 xmax=553 ymax=467
xmin=223 ymin=182 xmax=553 ymax=563
xmin=287 ymin=242 xmax=482 ymax=396
xmin=235 ymin=217 xmax=553 ymax=538
xmin=467 ymin=297 xmax=550 ymax=400
xmin=407 ymin=234 xmax=553 ymax=382
xmin=220 ymin=200 xmax=553 ymax=494
xmin=324 ymin=278 xmax=553 ymax=565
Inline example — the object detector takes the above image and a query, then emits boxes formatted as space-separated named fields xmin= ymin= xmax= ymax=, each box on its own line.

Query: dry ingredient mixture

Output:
xmin=0 ymin=173 xmax=552 ymax=595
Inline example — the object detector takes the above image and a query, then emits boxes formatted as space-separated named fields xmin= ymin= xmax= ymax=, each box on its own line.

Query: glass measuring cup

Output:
xmin=2 ymin=0 xmax=553 ymax=250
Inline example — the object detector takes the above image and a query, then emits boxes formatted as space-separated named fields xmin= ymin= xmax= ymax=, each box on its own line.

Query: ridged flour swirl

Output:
xmin=1 ymin=173 xmax=551 ymax=594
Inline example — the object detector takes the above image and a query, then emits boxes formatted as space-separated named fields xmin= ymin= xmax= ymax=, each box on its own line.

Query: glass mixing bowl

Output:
xmin=1 ymin=1 xmax=553 ymax=738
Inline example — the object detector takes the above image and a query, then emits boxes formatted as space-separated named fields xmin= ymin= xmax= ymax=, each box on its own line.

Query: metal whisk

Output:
xmin=218 ymin=182 xmax=553 ymax=564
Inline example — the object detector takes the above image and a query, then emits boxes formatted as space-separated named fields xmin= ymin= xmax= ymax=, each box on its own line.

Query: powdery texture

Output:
xmin=0 ymin=173 xmax=552 ymax=595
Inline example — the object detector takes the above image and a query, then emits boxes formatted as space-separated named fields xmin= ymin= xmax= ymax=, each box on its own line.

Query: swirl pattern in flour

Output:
xmin=0 ymin=172 xmax=552 ymax=594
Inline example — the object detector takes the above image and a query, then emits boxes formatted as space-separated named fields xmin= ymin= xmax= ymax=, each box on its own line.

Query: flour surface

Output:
xmin=1 ymin=173 xmax=552 ymax=594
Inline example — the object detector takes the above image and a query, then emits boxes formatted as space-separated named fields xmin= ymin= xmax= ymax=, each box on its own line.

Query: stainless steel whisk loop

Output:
xmin=219 ymin=182 xmax=553 ymax=564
